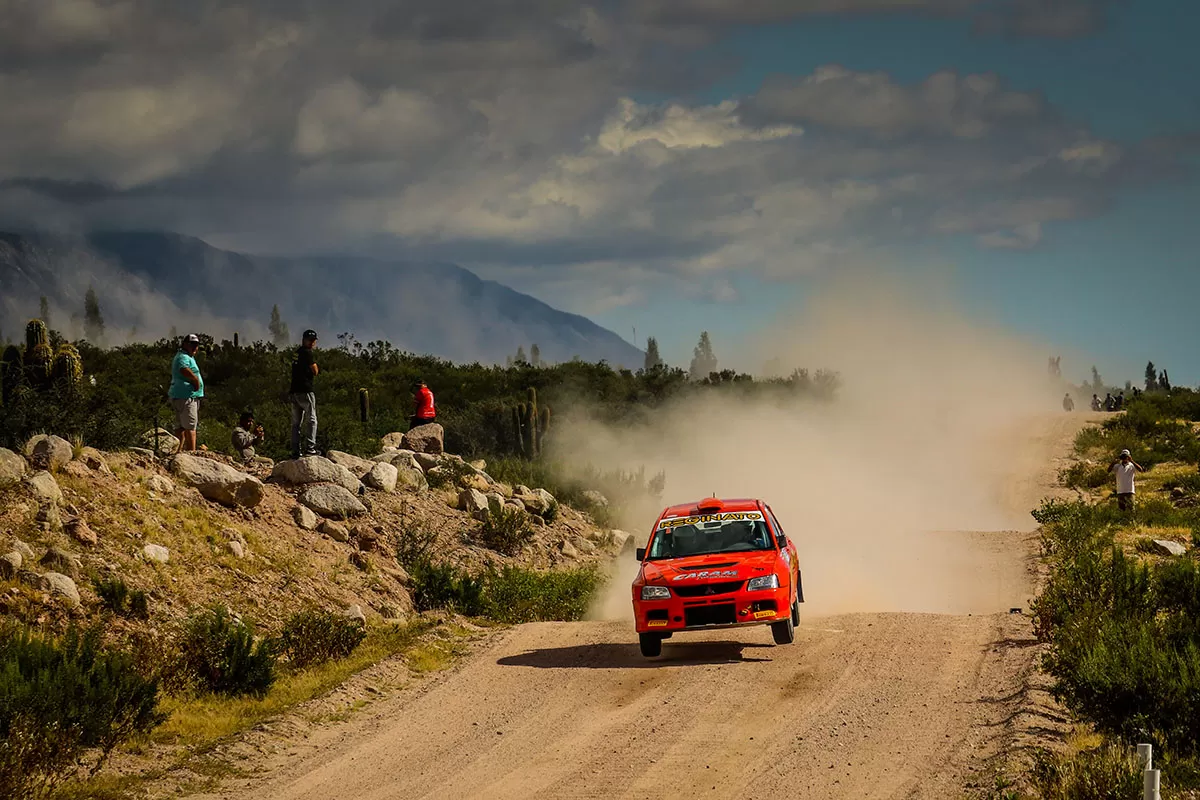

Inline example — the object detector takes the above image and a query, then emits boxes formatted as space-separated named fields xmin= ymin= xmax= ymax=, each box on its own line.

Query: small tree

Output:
xmin=83 ymin=286 xmax=104 ymax=344
xmin=1091 ymin=366 xmax=1104 ymax=393
xmin=38 ymin=296 xmax=50 ymax=328
xmin=268 ymin=305 xmax=290 ymax=348
xmin=689 ymin=332 xmax=718 ymax=380
xmin=644 ymin=337 xmax=662 ymax=371
xmin=1145 ymin=362 xmax=1157 ymax=392
xmin=530 ymin=343 xmax=540 ymax=367
xmin=1159 ymin=370 xmax=1171 ymax=392
xmin=515 ymin=345 xmax=527 ymax=364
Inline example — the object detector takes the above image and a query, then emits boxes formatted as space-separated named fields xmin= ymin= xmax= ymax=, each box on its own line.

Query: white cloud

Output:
xmin=596 ymin=98 xmax=800 ymax=153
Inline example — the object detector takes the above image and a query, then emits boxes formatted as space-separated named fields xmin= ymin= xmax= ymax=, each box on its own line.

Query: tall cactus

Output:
xmin=51 ymin=344 xmax=83 ymax=393
xmin=358 ymin=388 xmax=370 ymax=423
xmin=0 ymin=344 xmax=22 ymax=405
xmin=513 ymin=387 xmax=551 ymax=457
xmin=24 ymin=319 xmax=52 ymax=389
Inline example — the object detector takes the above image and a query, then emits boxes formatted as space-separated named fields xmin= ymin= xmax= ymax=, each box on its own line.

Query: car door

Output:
xmin=764 ymin=505 xmax=800 ymax=601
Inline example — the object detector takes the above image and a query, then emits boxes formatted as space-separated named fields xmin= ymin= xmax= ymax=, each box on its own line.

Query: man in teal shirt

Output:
xmin=169 ymin=334 xmax=204 ymax=452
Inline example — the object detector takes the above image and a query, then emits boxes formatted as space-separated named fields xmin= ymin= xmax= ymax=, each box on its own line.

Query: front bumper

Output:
xmin=633 ymin=584 xmax=790 ymax=634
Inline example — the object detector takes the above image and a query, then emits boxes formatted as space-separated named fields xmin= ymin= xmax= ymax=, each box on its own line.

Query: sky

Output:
xmin=0 ymin=0 xmax=1197 ymax=383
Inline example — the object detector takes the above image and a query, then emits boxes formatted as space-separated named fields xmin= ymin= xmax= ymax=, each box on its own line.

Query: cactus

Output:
xmin=233 ymin=331 xmax=240 ymax=348
xmin=51 ymin=344 xmax=83 ymax=393
xmin=25 ymin=318 xmax=48 ymax=354
xmin=23 ymin=319 xmax=52 ymax=388
xmin=512 ymin=387 xmax=551 ymax=457
xmin=1 ymin=344 xmax=22 ymax=405
xmin=358 ymin=388 xmax=370 ymax=423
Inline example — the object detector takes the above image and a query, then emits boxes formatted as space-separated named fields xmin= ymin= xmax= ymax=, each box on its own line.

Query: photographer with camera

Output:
xmin=232 ymin=410 xmax=272 ymax=467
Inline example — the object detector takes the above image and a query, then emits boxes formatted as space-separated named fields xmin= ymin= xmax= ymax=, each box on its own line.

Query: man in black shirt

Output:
xmin=289 ymin=329 xmax=320 ymax=458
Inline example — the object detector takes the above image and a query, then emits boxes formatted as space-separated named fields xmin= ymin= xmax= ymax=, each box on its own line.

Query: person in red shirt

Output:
xmin=410 ymin=379 xmax=436 ymax=429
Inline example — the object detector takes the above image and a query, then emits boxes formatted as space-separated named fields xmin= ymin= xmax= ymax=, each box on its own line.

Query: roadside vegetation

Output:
xmin=1009 ymin=390 xmax=1200 ymax=798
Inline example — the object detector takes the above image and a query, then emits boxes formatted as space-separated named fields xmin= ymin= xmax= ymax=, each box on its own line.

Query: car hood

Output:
xmin=641 ymin=550 xmax=777 ymax=584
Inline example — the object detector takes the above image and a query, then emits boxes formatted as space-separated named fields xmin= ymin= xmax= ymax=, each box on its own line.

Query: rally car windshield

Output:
xmin=647 ymin=520 xmax=774 ymax=560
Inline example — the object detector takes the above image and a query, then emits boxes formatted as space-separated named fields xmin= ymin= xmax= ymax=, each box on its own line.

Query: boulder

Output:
xmin=560 ymin=540 xmax=579 ymax=559
xmin=401 ymin=423 xmax=444 ymax=455
xmin=28 ymin=435 xmax=73 ymax=472
xmin=582 ymin=490 xmax=609 ymax=509
xmin=24 ymin=471 xmax=64 ymax=506
xmin=228 ymin=540 xmax=246 ymax=558
xmin=515 ymin=488 xmax=552 ymax=515
xmin=485 ymin=493 xmax=506 ymax=516
xmin=460 ymin=473 xmax=491 ymax=493
xmin=574 ymin=537 xmax=598 ymax=555
xmin=327 ymin=450 xmax=375 ymax=479
xmin=413 ymin=452 xmax=443 ymax=472
xmin=66 ymin=517 xmax=98 ymax=546
xmin=147 ymin=475 xmax=176 ymax=495
xmin=170 ymin=454 xmax=264 ymax=508
xmin=0 ymin=447 xmax=27 ymax=485
xmin=36 ymin=503 xmax=63 ymax=532
xmin=352 ymin=525 xmax=380 ymax=552
xmin=301 ymin=484 xmax=367 ymax=518
xmin=349 ymin=551 xmax=370 ymax=571
xmin=140 ymin=428 xmax=180 ymax=457
xmin=506 ymin=499 xmax=526 ymax=513
xmin=363 ymin=462 xmax=399 ymax=493
xmin=1151 ymin=539 xmax=1188 ymax=557
xmin=610 ymin=530 xmax=634 ymax=553
xmin=0 ymin=552 xmax=21 ymax=579
xmin=458 ymin=487 xmax=488 ymax=514
xmin=62 ymin=461 xmax=92 ymax=479
xmin=380 ymin=432 xmax=406 ymax=450
xmin=77 ymin=447 xmax=112 ymax=474
xmin=142 ymin=544 xmax=170 ymax=564
xmin=394 ymin=464 xmax=429 ymax=493
xmin=293 ymin=504 xmax=320 ymax=530
xmin=39 ymin=547 xmax=82 ymax=579
xmin=272 ymin=457 xmax=362 ymax=494
xmin=39 ymin=572 xmax=81 ymax=608
xmin=319 ymin=519 xmax=350 ymax=542
xmin=469 ymin=459 xmax=487 ymax=471
xmin=343 ymin=604 xmax=367 ymax=624
xmin=10 ymin=540 xmax=34 ymax=561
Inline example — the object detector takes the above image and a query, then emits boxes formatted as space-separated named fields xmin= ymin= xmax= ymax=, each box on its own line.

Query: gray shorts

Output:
xmin=171 ymin=397 xmax=199 ymax=431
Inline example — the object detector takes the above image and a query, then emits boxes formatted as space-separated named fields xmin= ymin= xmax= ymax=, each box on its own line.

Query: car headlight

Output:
xmin=641 ymin=585 xmax=671 ymax=600
xmin=746 ymin=575 xmax=780 ymax=591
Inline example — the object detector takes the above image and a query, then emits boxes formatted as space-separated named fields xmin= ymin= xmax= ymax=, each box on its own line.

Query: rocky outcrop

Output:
xmin=1151 ymin=539 xmax=1188 ymax=557
xmin=24 ymin=471 xmax=63 ymax=506
xmin=66 ymin=517 xmax=97 ymax=546
xmin=147 ymin=475 xmax=176 ymax=495
xmin=0 ymin=448 xmax=26 ymax=485
xmin=380 ymin=432 xmax=406 ymax=450
xmin=39 ymin=547 xmax=82 ymax=579
xmin=327 ymin=450 xmax=375 ymax=479
xmin=27 ymin=434 xmax=73 ymax=472
xmin=394 ymin=464 xmax=428 ymax=493
xmin=142 ymin=544 xmax=170 ymax=563
xmin=271 ymin=457 xmax=362 ymax=495
xmin=39 ymin=572 xmax=81 ymax=607
xmin=300 ymin=484 xmax=367 ymax=518
xmin=140 ymin=428 xmax=180 ymax=457
xmin=373 ymin=449 xmax=421 ymax=471
xmin=401 ymin=423 xmax=444 ymax=455
xmin=458 ymin=487 xmax=488 ymax=514
xmin=77 ymin=447 xmax=113 ymax=475
xmin=293 ymin=504 xmax=320 ymax=530
xmin=363 ymin=462 xmax=399 ymax=492
xmin=170 ymin=454 xmax=265 ymax=508
xmin=319 ymin=519 xmax=350 ymax=542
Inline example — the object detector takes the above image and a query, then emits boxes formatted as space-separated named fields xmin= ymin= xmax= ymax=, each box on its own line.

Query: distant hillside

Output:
xmin=0 ymin=231 xmax=644 ymax=368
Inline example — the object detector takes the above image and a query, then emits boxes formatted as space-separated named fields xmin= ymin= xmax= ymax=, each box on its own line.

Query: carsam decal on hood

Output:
xmin=657 ymin=511 xmax=763 ymax=529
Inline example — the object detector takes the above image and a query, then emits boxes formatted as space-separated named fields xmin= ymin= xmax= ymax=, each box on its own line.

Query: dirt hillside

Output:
xmin=183 ymin=413 xmax=1097 ymax=800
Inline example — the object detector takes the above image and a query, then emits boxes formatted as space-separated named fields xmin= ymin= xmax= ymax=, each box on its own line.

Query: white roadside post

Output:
xmin=1138 ymin=743 xmax=1160 ymax=800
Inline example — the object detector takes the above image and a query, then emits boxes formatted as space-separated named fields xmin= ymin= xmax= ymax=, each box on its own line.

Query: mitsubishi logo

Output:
xmin=704 ymin=586 xmax=716 ymax=595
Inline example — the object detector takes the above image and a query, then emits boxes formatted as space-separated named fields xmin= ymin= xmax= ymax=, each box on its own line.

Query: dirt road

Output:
xmin=196 ymin=413 xmax=1096 ymax=800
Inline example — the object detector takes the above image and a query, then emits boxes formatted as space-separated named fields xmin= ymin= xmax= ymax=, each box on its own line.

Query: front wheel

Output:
xmin=771 ymin=606 xmax=796 ymax=645
xmin=639 ymin=633 xmax=663 ymax=658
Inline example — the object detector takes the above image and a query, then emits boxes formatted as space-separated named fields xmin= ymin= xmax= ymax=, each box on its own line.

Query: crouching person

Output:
xmin=232 ymin=411 xmax=273 ymax=468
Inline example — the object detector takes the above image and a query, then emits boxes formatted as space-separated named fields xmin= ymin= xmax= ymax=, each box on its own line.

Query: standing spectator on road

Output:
xmin=169 ymin=333 xmax=204 ymax=452
xmin=289 ymin=330 xmax=320 ymax=458
xmin=1091 ymin=394 xmax=1103 ymax=412
xmin=1062 ymin=393 xmax=1075 ymax=412
xmin=409 ymin=379 xmax=436 ymax=430
xmin=1110 ymin=449 xmax=1145 ymax=512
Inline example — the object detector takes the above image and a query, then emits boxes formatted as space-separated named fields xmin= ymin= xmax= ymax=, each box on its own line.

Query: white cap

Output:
xmin=1120 ymin=449 xmax=1131 ymax=457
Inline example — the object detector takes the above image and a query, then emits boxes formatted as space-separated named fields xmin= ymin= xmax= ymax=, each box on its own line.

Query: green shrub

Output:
xmin=128 ymin=589 xmax=150 ymax=619
xmin=408 ymin=560 xmax=486 ymax=616
xmin=476 ymin=506 xmax=534 ymax=556
xmin=1059 ymin=461 xmax=1112 ymax=490
xmin=395 ymin=520 xmax=440 ymax=570
xmin=1030 ymin=743 xmax=1143 ymax=800
xmin=425 ymin=459 xmax=476 ymax=490
xmin=176 ymin=607 xmax=275 ymax=697
xmin=277 ymin=610 xmax=367 ymax=669
xmin=0 ymin=624 xmax=165 ymax=799
xmin=93 ymin=578 xmax=150 ymax=619
xmin=484 ymin=566 xmax=601 ymax=623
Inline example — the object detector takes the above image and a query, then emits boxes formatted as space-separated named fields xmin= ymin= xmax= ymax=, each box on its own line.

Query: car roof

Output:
xmin=659 ymin=497 xmax=764 ymax=517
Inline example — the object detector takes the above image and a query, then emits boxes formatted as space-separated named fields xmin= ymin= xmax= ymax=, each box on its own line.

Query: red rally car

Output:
xmin=631 ymin=496 xmax=804 ymax=658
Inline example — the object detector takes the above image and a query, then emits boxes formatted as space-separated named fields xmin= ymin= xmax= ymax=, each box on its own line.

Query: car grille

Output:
xmin=672 ymin=580 xmax=743 ymax=598
xmin=684 ymin=604 xmax=737 ymax=627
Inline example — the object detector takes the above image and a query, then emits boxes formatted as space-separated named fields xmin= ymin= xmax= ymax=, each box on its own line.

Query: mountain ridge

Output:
xmin=0 ymin=230 xmax=643 ymax=367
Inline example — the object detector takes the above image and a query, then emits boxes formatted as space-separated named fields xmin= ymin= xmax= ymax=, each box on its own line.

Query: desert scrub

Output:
xmin=175 ymin=607 xmax=276 ymax=697
xmin=407 ymin=559 xmax=601 ymax=623
xmin=1029 ymin=743 xmax=1143 ymax=800
xmin=278 ymin=610 xmax=367 ymax=668
xmin=0 ymin=624 xmax=165 ymax=800
xmin=475 ymin=505 xmax=535 ymax=555
xmin=94 ymin=576 xmax=150 ymax=619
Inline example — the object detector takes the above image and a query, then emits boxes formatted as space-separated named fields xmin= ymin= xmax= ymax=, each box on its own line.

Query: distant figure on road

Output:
xmin=1062 ymin=393 xmax=1075 ymax=412
xmin=289 ymin=329 xmax=320 ymax=458
xmin=1110 ymin=449 xmax=1145 ymax=511
xmin=410 ymin=379 xmax=436 ymax=430
xmin=232 ymin=411 xmax=271 ymax=467
xmin=1091 ymin=394 xmax=1102 ymax=412
xmin=1104 ymin=393 xmax=1115 ymax=412
xmin=169 ymin=333 xmax=204 ymax=453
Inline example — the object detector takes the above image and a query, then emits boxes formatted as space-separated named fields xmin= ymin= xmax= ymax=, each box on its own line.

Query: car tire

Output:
xmin=771 ymin=609 xmax=795 ymax=645
xmin=639 ymin=633 xmax=663 ymax=658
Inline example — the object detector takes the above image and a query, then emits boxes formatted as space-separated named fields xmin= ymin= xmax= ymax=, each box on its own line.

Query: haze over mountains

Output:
xmin=0 ymin=231 xmax=644 ymax=368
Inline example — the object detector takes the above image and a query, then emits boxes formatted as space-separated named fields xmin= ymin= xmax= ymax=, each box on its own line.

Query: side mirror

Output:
xmin=635 ymin=547 xmax=646 ymax=561
xmin=776 ymin=534 xmax=788 ymax=548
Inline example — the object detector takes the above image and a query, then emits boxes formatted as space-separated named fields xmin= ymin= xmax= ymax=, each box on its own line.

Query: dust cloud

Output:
xmin=564 ymin=274 xmax=1065 ymax=622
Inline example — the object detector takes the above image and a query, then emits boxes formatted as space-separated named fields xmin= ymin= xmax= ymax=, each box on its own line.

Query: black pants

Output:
xmin=409 ymin=415 xmax=436 ymax=430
